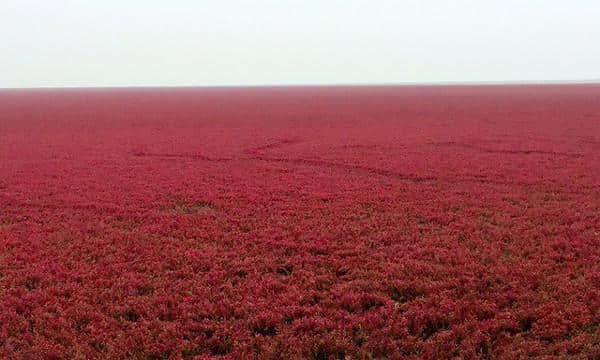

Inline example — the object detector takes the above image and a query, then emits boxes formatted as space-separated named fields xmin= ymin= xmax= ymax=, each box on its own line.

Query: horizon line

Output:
xmin=1 ymin=79 xmax=600 ymax=91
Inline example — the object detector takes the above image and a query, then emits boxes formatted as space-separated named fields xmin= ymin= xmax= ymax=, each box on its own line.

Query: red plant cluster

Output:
xmin=0 ymin=85 xmax=599 ymax=359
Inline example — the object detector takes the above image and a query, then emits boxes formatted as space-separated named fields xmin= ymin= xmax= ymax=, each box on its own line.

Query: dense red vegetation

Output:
xmin=1 ymin=85 xmax=599 ymax=359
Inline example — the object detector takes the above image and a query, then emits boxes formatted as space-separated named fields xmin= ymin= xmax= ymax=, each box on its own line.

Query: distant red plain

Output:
xmin=1 ymin=85 xmax=599 ymax=359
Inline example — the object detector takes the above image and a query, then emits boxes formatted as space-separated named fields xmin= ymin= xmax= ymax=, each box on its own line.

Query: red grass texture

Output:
xmin=1 ymin=85 xmax=599 ymax=359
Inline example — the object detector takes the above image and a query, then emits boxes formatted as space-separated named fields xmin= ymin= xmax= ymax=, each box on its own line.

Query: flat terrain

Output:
xmin=1 ymin=85 xmax=599 ymax=359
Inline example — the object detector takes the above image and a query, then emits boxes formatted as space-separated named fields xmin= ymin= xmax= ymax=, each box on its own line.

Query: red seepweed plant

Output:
xmin=0 ymin=85 xmax=599 ymax=359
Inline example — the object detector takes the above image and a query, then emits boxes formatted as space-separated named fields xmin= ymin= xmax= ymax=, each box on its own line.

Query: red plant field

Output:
xmin=0 ymin=85 xmax=599 ymax=359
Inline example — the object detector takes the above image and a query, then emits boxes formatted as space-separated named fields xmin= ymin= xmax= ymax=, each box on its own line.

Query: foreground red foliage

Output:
xmin=0 ymin=85 xmax=599 ymax=359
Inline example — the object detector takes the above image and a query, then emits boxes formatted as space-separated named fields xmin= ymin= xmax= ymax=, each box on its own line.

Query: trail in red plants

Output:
xmin=1 ymin=85 xmax=599 ymax=359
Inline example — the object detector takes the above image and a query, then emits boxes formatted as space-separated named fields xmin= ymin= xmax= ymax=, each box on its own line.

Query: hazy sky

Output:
xmin=2 ymin=0 xmax=600 ymax=87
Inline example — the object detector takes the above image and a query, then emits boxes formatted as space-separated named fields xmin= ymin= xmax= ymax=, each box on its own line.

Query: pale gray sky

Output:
xmin=1 ymin=0 xmax=599 ymax=88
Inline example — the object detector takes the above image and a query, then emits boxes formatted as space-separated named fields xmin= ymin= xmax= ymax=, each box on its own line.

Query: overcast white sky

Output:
xmin=1 ymin=0 xmax=599 ymax=88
